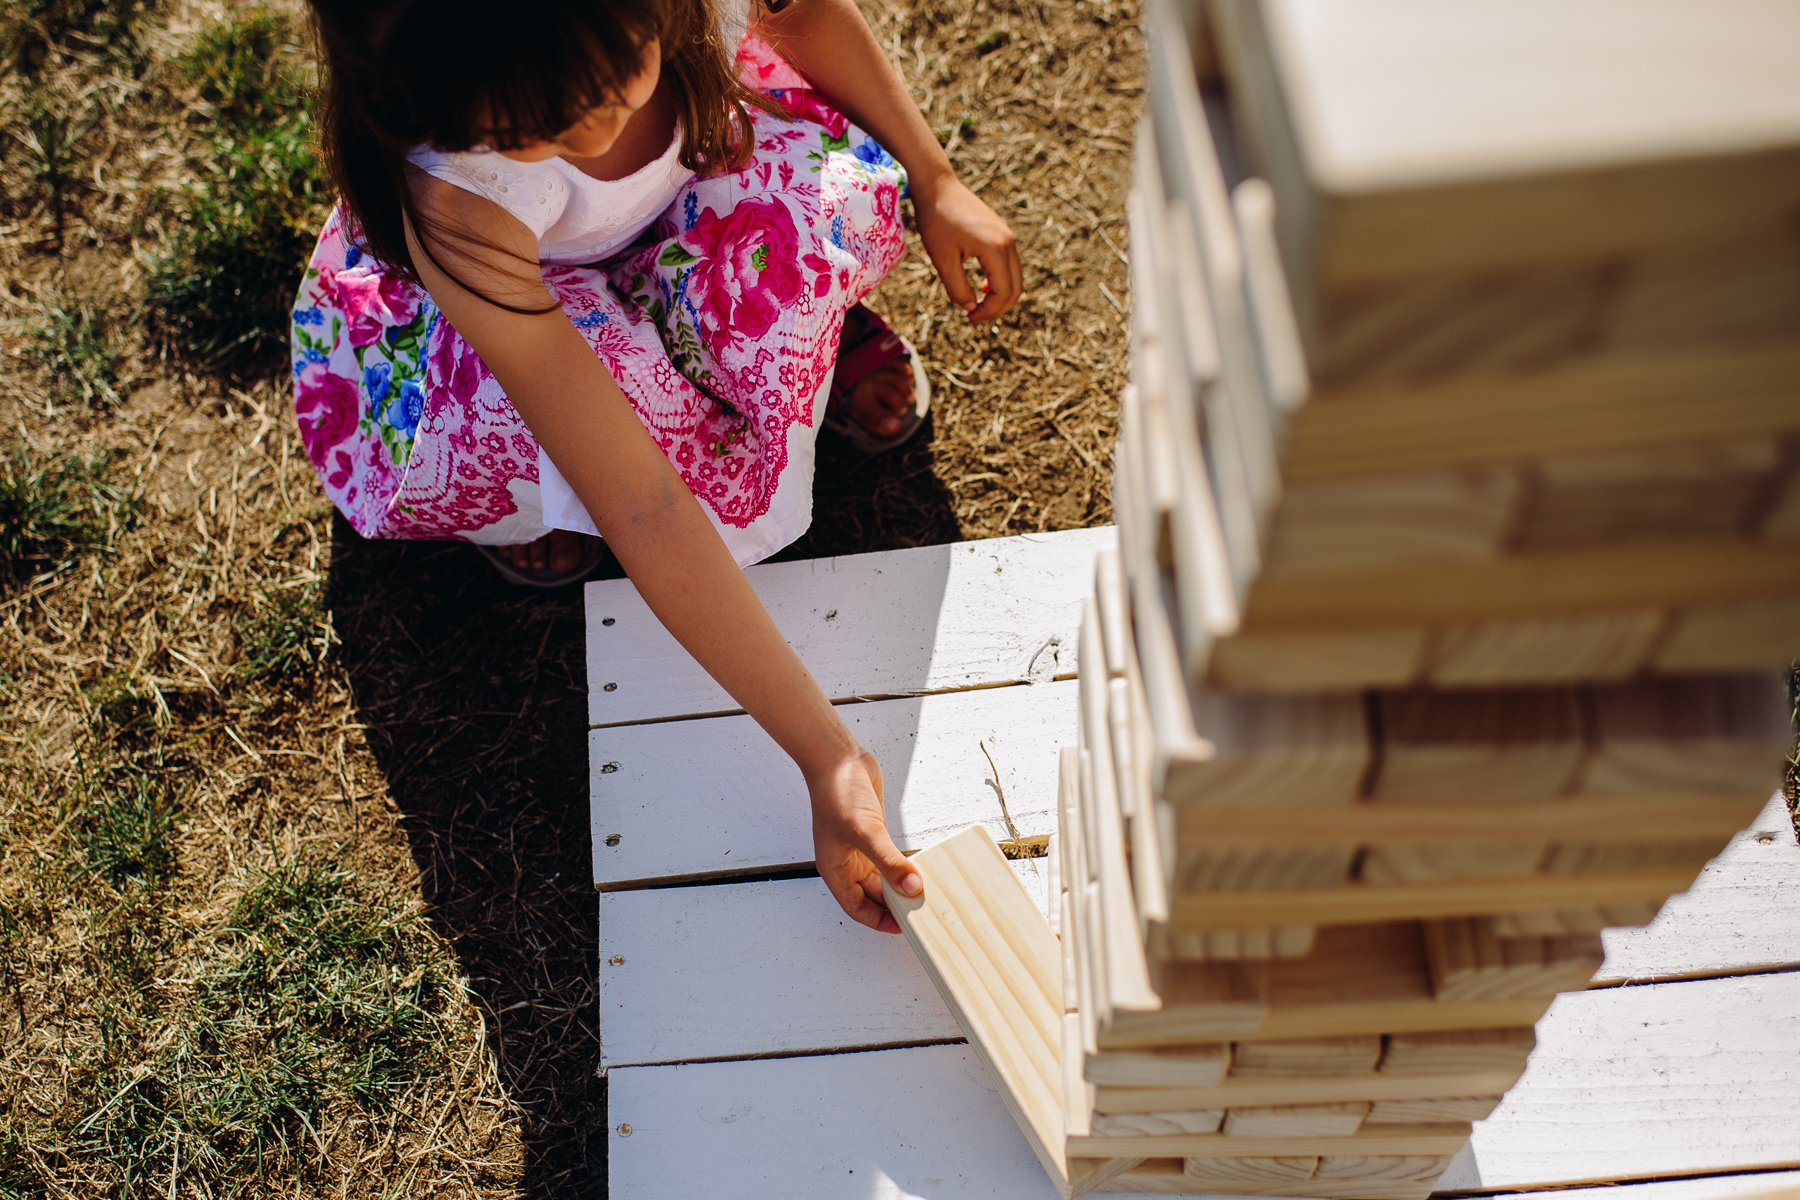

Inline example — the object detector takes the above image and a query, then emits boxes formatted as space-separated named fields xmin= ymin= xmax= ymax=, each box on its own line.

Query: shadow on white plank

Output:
xmin=1596 ymin=793 xmax=1800 ymax=982
xmin=607 ymin=1043 xmax=1214 ymax=1200
xmin=584 ymin=528 xmax=1115 ymax=725
xmin=1437 ymin=972 xmax=1800 ymax=1190
xmin=1459 ymin=1171 xmax=1800 ymax=1200
xmin=592 ymin=682 xmax=1075 ymax=887
xmin=599 ymin=863 xmax=1051 ymax=1070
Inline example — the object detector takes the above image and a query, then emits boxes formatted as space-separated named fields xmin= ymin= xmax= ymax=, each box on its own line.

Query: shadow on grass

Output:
xmin=325 ymin=425 xmax=956 ymax=1198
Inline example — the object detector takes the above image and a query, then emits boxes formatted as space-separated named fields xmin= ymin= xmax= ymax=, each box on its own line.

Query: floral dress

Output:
xmin=289 ymin=36 xmax=908 ymax=566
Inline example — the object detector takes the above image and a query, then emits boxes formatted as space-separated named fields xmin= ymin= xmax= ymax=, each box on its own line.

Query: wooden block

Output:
xmin=1149 ymin=923 xmax=1318 ymax=962
xmin=1312 ymin=1154 xmax=1453 ymax=1189
xmin=1094 ymin=1065 xmax=1526 ymax=1115
xmin=1282 ymin=345 xmax=1800 ymax=485
xmin=1490 ymin=905 xmax=1660 ymax=937
xmin=1263 ymin=468 xmax=1518 ymax=576
xmin=1092 ymin=1110 xmax=1226 ymax=1137
xmin=883 ymin=826 xmax=1069 ymax=1194
xmin=1379 ymin=1028 xmax=1535 ymax=1077
xmin=1069 ymin=1120 xmax=1471 ymax=1161
xmin=1424 ymin=612 xmax=1665 ymax=686
xmin=1170 ymin=690 xmax=1369 ymax=808
xmin=1422 ymin=918 xmax=1603 ymax=1001
xmin=1228 ymin=1036 xmax=1383 ymax=1079
xmin=1538 ymin=840 xmax=1726 ymax=876
xmin=1084 ymin=1044 xmax=1230 ymax=1088
xmin=1169 ymin=865 xmax=1699 ymax=932
xmin=1241 ymin=539 xmax=1800 ymax=635
xmin=1080 ymin=603 xmax=1160 ymax=1012
xmin=1223 ymin=1102 xmax=1369 ymax=1138
xmin=1207 ymin=628 xmax=1426 ymax=692
xmin=1516 ymin=440 xmax=1782 ymax=553
xmin=1094 ymin=549 xmax=1131 ymax=679
xmin=1372 ymin=687 xmax=1583 ymax=803
xmin=1579 ymin=672 xmax=1792 ymax=797
xmin=1063 ymin=1013 xmax=1091 ymax=1140
xmin=1121 ymin=653 xmax=1172 ymax=925
xmin=1360 ymin=844 xmax=1546 ymax=885
xmin=1183 ymin=1154 xmax=1318 ymax=1184
xmin=1234 ymin=177 xmax=1311 ymax=417
xmin=1655 ymin=598 xmax=1800 ymax=671
xmin=1365 ymin=1096 xmax=1501 ymax=1124
xmin=1175 ymin=846 xmax=1355 ymax=893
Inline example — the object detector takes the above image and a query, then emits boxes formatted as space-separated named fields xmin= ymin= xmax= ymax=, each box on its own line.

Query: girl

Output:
xmin=294 ymin=0 xmax=1022 ymax=932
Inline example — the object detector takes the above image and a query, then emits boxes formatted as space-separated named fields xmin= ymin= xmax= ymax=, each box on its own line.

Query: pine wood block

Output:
xmin=1084 ymin=1044 xmax=1230 ymax=1088
xmin=1365 ymin=1096 xmax=1502 ymax=1124
xmin=1149 ymin=923 xmax=1318 ymax=962
xmin=1183 ymin=1154 xmax=1318 ymax=1184
xmin=1424 ymin=612 xmax=1665 ymax=686
xmin=1379 ymin=1027 xmax=1535 ymax=1077
xmin=1223 ymin=1102 xmax=1370 ymax=1137
xmin=1228 ymin=1035 xmax=1383 ymax=1079
xmin=1538 ymin=840 xmax=1726 ymax=876
xmin=1262 ymin=468 xmax=1518 ymax=576
xmin=1068 ymin=1120 xmax=1471 ymax=1160
xmin=1516 ymin=441 xmax=1782 ymax=553
xmin=1175 ymin=846 xmax=1356 ymax=894
xmin=1282 ymin=344 xmax=1800 ymax=485
xmin=1094 ymin=1066 xmax=1526 ymax=1115
xmin=1111 ymin=924 xmax=1552 ymax=1048
xmin=1579 ymin=672 xmax=1792 ymax=797
xmin=1371 ymin=687 xmax=1583 ymax=803
xmin=1312 ymin=1154 xmax=1453 ymax=1197
xmin=1173 ymin=691 xmax=1369 ymax=809
xmin=1092 ymin=1110 xmax=1226 ymax=1137
xmin=1360 ymin=844 xmax=1546 ymax=885
xmin=1207 ymin=628 xmax=1428 ymax=692
xmin=1655 ymin=598 xmax=1800 ymax=671
xmin=882 ymin=825 xmax=1070 ymax=1195
xmin=1491 ymin=905 xmax=1660 ymax=937
xmin=1423 ymin=918 xmax=1603 ymax=1001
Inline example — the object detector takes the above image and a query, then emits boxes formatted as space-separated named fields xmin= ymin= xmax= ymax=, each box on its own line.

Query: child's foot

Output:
xmin=838 ymin=307 xmax=918 ymax=438
xmin=824 ymin=305 xmax=931 ymax=454
xmin=477 ymin=530 xmax=603 ymax=588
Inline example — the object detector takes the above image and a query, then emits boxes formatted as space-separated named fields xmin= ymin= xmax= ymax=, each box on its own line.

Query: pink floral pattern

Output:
xmin=290 ymin=43 xmax=907 ymax=557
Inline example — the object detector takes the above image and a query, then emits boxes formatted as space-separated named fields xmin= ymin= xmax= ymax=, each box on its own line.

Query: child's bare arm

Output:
xmin=405 ymin=175 xmax=923 ymax=930
xmin=753 ymin=0 xmax=1024 ymax=322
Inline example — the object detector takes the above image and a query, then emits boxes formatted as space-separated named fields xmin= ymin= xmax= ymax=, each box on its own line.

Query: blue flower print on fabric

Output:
xmin=572 ymin=310 xmax=609 ymax=330
xmin=852 ymin=138 xmax=896 ymax=172
xmin=344 ymin=244 xmax=363 ymax=269
xmin=388 ymin=378 xmax=424 ymax=440
xmin=292 ymin=345 xmax=328 ymax=379
xmin=830 ymin=213 xmax=846 ymax=249
xmin=683 ymin=192 xmax=699 ymax=232
xmin=293 ymin=306 xmax=324 ymax=327
xmin=363 ymin=361 xmax=393 ymax=406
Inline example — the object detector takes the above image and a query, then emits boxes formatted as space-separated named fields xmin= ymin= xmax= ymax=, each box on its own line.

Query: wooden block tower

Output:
xmin=890 ymin=1 xmax=1800 ymax=1196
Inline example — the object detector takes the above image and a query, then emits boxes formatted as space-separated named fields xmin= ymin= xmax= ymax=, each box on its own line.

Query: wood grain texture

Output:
xmin=1655 ymin=598 xmax=1800 ymax=671
xmin=1579 ymin=673 xmax=1792 ymax=798
xmin=1094 ymin=1067 xmax=1526 ymax=1115
xmin=1084 ymin=1044 xmax=1230 ymax=1089
xmin=1378 ymin=1027 xmax=1536 ymax=1077
xmin=584 ymin=527 xmax=1113 ymax=725
xmin=1174 ymin=691 xmax=1367 ymax=809
xmin=1069 ymin=1120 xmax=1470 ymax=1161
xmin=1365 ymin=1096 xmax=1500 ymax=1124
xmin=1181 ymin=1155 xmax=1316 ymax=1183
xmin=886 ymin=825 xmax=1069 ymax=1193
xmin=1371 ymin=687 xmax=1583 ymax=803
xmin=1437 ymin=973 xmax=1800 ymax=1189
xmin=1221 ymin=1102 xmax=1368 ymax=1138
xmin=1262 ymin=468 xmax=1518 ymax=576
xmin=597 ymin=862 xmax=1051 ymax=1070
xmin=1360 ymin=844 xmax=1546 ymax=886
xmin=1424 ymin=612 xmax=1665 ymax=686
xmin=1422 ymin=918 xmax=1603 ymax=1002
xmin=1228 ymin=1036 xmax=1382 ymax=1079
xmin=1206 ymin=627 xmax=1427 ymax=692
xmin=591 ymin=680 xmax=1073 ymax=887
xmin=1515 ymin=441 xmax=1781 ymax=553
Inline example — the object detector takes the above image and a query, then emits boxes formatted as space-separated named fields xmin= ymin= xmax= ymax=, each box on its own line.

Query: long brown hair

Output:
xmin=308 ymin=0 xmax=765 ymax=295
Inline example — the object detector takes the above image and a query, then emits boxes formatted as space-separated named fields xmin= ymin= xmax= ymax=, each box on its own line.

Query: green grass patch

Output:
xmin=28 ymin=295 xmax=122 ymax=404
xmin=146 ymin=10 xmax=328 ymax=371
xmin=80 ymin=770 xmax=179 ymax=889
xmin=235 ymin=583 xmax=330 ymax=679
xmin=0 ymin=447 xmax=141 ymax=579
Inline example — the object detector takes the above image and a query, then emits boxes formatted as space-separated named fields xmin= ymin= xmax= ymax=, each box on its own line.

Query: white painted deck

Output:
xmin=587 ymin=528 xmax=1800 ymax=1199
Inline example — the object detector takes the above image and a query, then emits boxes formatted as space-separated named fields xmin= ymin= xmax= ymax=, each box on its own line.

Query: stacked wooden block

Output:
xmin=891 ymin=2 xmax=1798 ymax=1197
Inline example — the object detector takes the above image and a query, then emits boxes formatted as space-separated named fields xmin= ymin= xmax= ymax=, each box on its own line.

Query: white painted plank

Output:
xmin=1596 ymin=792 xmax=1800 ymax=982
xmin=1477 ymin=1173 xmax=1800 ymax=1200
xmin=1437 ymin=971 xmax=1800 ymax=1190
xmin=585 ymin=528 xmax=1115 ymax=725
xmin=592 ymin=682 xmax=1075 ymax=887
xmin=599 ymin=863 xmax=1052 ymax=1070
xmin=607 ymin=1044 xmax=1215 ymax=1199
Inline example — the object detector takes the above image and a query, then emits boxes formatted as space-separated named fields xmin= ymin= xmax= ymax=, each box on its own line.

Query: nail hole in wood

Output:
xmin=605 ymin=833 xmax=621 ymax=846
xmin=603 ymin=682 xmax=617 ymax=691
xmin=601 ymin=617 xmax=615 ymax=626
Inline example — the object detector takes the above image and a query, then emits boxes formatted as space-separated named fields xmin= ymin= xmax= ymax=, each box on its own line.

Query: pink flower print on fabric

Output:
xmin=295 ymin=366 xmax=360 ymax=472
xmin=682 ymin=198 xmax=812 ymax=346
xmin=325 ymin=268 xmax=421 ymax=349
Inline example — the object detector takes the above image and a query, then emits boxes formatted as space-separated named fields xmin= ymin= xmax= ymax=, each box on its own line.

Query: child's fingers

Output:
xmin=967 ymin=238 xmax=1023 ymax=323
xmin=927 ymin=239 xmax=981 ymax=313
xmin=830 ymin=867 xmax=900 ymax=933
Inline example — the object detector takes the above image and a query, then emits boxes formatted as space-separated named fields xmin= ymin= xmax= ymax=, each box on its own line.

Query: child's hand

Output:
xmin=809 ymin=748 xmax=922 ymax=934
xmin=914 ymin=177 xmax=1023 ymax=324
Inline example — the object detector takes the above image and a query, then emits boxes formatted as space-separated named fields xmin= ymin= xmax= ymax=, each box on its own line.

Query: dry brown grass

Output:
xmin=0 ymin=0 xmax=1141 ymax=1195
